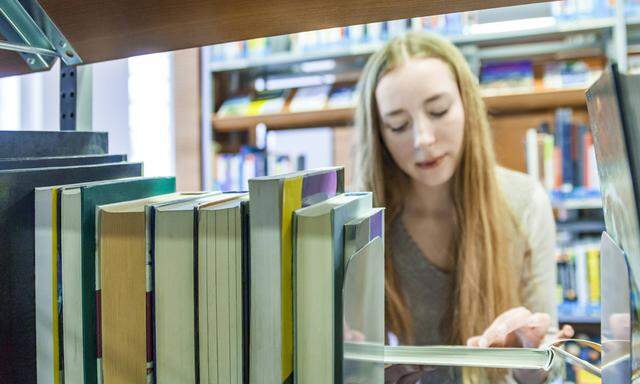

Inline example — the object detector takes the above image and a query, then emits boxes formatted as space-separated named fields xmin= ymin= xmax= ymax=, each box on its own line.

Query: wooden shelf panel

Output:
xmin=213 ymin=108 xmax=354 ymax=131
xmin=1 ymin=0 xmax=540 ymax=77
xmin=212 ymin=88 xmax=588 ymax=131
xmin=484 ymin=87 xmax=588 ymax=113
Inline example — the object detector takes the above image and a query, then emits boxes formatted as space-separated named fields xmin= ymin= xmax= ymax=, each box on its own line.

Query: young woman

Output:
xmin=353 ymin=32 xmax=573 ymax=383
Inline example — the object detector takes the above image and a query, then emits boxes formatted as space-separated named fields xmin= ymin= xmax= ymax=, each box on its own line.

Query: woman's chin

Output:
xmin=410 ymin=173 xmax=453 ymax=189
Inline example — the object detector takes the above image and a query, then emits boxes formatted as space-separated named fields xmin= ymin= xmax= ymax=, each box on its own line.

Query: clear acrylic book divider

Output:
xmin=343 ymin=236 xmax=385 ymax=384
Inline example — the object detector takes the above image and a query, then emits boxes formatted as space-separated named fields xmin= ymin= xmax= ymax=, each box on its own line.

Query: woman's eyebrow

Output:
xmin=383 ymin=109 xmax=406 ymax=118
xmin=423 ymin=93 xmax=447 ymax=104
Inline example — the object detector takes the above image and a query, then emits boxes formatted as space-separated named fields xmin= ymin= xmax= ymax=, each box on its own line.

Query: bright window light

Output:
xmin=468 ymin=16 xmax=557 ymax=35
xmin=300 ymin=59 xmax=337 ymax=73
xmin=128 ymin=52 xmax=175 ymax=177
xmin=265 ymin=74 xmax=336 ymax=90
xmin=0 ymin=76 xmax=21 ymax=130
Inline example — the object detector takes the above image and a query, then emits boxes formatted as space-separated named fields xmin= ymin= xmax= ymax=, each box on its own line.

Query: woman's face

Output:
xmin=375 ymin=57 xmax=465 ymax=189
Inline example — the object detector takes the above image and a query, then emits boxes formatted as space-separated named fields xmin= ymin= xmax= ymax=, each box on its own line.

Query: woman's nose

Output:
xmin=413 ymin=115 xmax=436 ymax=150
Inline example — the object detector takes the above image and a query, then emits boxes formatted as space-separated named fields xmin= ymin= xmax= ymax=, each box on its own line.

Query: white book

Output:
xmin=197 ymin=196 xmax=248 ymax=384
xmin=525 ymin=128 xmax=539 ymax=180
xmin=344 ymin=339 xmax=601 ymax=377
xmin=34 ymin=187 xmax=58 ymax=384
xmin=249 ymin=167 xmax=344 ymax=384
xmin=574 ymin=245 xmax=589 ymax=306
xmin=152 ymin=192 xmax=230 ymax=384
xmin=61 ymin=188 xmax=86 ymax=383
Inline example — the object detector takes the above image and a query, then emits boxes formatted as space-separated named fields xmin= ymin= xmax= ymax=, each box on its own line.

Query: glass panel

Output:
xmin=343 ymin=236 xmax=384 ymax=384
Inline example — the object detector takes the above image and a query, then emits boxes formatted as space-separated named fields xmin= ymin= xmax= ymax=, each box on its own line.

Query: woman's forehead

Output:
xmin=375 ymin=58 xmax=458 ymax=111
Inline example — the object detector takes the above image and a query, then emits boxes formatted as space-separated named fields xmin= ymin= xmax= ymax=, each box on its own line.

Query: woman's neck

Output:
xmin=404 ymin=180 xmax=455 ymax=218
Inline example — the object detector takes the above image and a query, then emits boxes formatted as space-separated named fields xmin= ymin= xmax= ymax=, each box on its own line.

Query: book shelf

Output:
xmin=211 ymin=88 xmax=589 ymax=132
xmin=0 ymin=2 xmax=621 ymax=383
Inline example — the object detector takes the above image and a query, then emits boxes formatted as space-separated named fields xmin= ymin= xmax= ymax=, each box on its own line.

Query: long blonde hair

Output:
xmin=354 ymin=32 xmax=521 ymax=381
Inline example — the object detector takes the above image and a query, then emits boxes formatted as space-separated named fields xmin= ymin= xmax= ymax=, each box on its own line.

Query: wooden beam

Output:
xmin=172 ymin=48 xmax=202 ymax=191
xmin=1 ymin=0 xmax=546 ymax=77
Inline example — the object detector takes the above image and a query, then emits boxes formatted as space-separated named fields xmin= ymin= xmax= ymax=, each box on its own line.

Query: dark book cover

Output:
xmin=0 ymin=131 xmax=108 ymax=159
xmin=0 ymin=154 xmax=127 ymax=170
xmin=241 ymin=200 xmax=250 ymax=384
xmin=0 ymin=162 xmax=143 ymax=384
xmin=81 ymin=177 xmax=176 ymax=384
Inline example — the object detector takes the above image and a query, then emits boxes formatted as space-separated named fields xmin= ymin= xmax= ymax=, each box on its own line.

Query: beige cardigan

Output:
xmin=496 ymin=166 xmax=562 ymax=383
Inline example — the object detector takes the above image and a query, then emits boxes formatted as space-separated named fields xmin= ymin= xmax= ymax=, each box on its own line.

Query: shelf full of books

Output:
xmin=4 ymin=129 xmax=608 ymax=384
xmin=205 ymin=2 xmax=634 ymax=73
xmin=556 ymin=241 xmax=601 ymax=325
xmin=1 ymin=130 xmax=388 ymax=384
xmin=212 ymin=86 xmax=591 ymax=133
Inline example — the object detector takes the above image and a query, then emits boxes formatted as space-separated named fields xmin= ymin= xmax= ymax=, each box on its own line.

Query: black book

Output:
xmin=241 ymin=200 xmax=251 ymax=384
xmin=0 ymin=162 xmax=143 ymax=384
xmin=0 ymin=154 xmax=127 ymax=170
xmin=0 ymin=131 xmax=108 ymax=158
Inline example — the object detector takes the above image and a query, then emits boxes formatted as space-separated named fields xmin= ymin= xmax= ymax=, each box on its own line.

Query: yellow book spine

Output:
xmin=587 ymin=248 xmax=600 ymax=303
xmin=281 ymin=177 xmax=303 ymax=382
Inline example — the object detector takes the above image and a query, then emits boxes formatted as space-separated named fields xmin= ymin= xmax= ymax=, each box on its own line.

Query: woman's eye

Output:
xmin=389 ymin=123 xmax=408 ymax=132
xmin=430 ymin=108 xmax=449 ymax=118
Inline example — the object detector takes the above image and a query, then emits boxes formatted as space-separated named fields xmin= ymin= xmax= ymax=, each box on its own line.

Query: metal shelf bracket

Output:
xmin=0 ymin=0 xmax=81 ymax=70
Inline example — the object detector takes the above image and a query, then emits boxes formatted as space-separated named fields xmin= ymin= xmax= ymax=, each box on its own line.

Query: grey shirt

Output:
xmin=390 ymin=217 xmax=459 ymax=383
xmin=387 ymin=167 xmax=559 ymax=384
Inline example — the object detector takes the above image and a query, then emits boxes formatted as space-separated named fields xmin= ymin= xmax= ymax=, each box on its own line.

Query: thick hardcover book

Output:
xmin=60 ymin=177 xmax=176 ymax=384
xmin=195 ymin=195 xmax=249 ymax=384
xmin=346 ymin=339 xmax=601 ymax=376
xmin=0 ymin=154 xmax=127 ymax=170
xmin=249 ymin=167 xmax=343 ymax=384
xmin=98 ymin=193 xmax=185 ymax=384
xmin=150 ymin=192 xmax=238 ymax=384
xmin=0 ymin=131 xmax=108 ymax=158
xmin=0 ymin=162 xmax=143 ymax=384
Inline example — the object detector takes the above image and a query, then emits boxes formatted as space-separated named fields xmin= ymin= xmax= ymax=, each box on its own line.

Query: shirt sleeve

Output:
xmin=510 ymin=181 xmax=564 ymax=384
xmin=520 ymin=181 xmax=558 ymax=327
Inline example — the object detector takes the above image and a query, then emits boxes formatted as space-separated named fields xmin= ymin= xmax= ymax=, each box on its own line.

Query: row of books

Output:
xmin=1 ymin=132 xmax=384 ymax=384
xmin=216 ymin=148 xmax=307 ymax=191
xmin=210 ymin=16 xmax=477 ymax=61
xmin=556 ymin=242 xmax=601 ymax=307
xmin=217 ymin=85 xmax=356 ymax=118
xmin=525 ymin=108 xmax=600 ymax=192
xmin=209 ymin=1 xmax=622 ymax=62
xmin=480 ymin=59 xmax=602 ymax=94
xmin=216 ymin=59 xmax=599 ymax=119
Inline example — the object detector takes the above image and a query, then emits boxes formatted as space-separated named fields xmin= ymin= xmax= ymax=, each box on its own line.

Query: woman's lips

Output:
xmin=416 ymin=155 xmax=445 ymax=170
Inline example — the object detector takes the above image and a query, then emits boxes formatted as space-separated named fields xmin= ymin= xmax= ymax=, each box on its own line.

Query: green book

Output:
xmin=59 ymin=176 xmax=176 ymax=384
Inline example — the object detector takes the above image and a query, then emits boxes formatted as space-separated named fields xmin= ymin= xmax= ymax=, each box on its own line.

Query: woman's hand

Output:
xmin=466 ymin=307 xmax=574 ymax=349
xmin=466 ymin=307 xmax=575 ymax=384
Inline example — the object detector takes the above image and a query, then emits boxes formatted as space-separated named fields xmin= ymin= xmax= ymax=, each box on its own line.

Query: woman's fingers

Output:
xmin=466 ymin=335 xmax=482 ymax=347
xmin=556 ymin=324 xmax=575 ymax=340
xmin=478 ymin=307 xmax=531 ymax=347
xmin=468 ymin=308 xmax=555 ymax=349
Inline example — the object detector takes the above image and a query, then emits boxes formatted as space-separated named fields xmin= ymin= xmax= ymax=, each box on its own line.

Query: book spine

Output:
xmin=574 ymin=246 xmax=589 ymax=306
xmin=587 ymin=248 xmax=600 ymax=304
xmin=566 ymin=250 xmax=577 ymax=302
xmin=553 ymin=147 xmax=563 ymax=189
xmin=145 ymin=210 xmax=155 ymax=383
xmin=562 ymin=120 xmax=573 ymax=187
xmin=56 ymin=190 xmax=66 ymax=382
xmin=543 ymin=134 xmax=555 ymax=190
xmin=95 ymin=206 xmax=103 ymax=384
xmin=574 ymin=124 xmax=586 ymax=188
xmin=525 ymin=128 xmax=540 ymax=180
